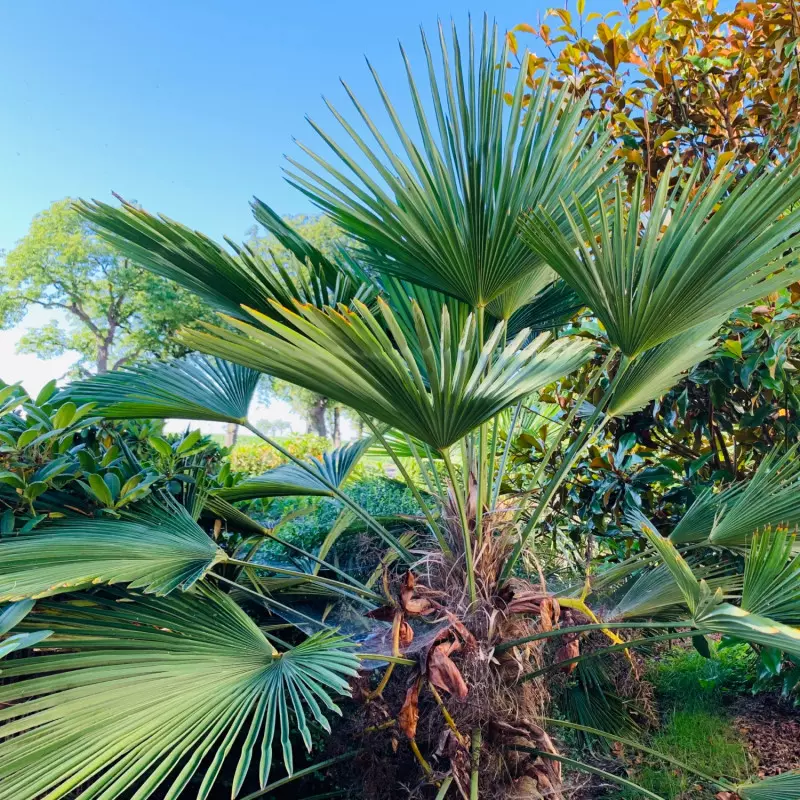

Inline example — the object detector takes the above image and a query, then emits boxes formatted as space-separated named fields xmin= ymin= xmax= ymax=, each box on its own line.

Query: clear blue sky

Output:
xmin=0 ymin=0 xmax=596 ymax=252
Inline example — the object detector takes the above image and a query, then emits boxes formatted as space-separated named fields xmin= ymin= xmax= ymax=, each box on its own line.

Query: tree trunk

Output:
xmin=307 ymin=396 xmax=328 ymax=438
xmin=97 ymin=344 xmax=109 ymax=374
xmin=332 ymin=406 xmax=341 ymax=447
xmin=224 ymin=423 xmax=239 ymax=448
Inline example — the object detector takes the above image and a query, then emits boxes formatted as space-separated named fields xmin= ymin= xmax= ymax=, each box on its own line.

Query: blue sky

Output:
xmin=0 ymin=0 xmax=575 ymax=251
xmin=0 ymin=0 xmax=614 ymax=418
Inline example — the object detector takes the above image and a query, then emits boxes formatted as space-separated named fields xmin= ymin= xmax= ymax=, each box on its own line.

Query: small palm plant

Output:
xmin=4 ymin=18 xmax=800 ymax=800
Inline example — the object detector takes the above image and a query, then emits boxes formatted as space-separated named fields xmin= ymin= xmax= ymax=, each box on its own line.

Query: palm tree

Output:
xmin=3 ymin=17 xmax=800 ymax=800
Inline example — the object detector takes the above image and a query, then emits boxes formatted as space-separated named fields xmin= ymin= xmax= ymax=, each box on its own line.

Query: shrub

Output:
xmin=229 ymin=433 xmax=329 ymax=474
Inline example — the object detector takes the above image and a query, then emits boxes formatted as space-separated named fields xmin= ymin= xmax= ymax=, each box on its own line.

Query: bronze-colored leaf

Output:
xmin=398 ymin=682 xmax=420 ymax=740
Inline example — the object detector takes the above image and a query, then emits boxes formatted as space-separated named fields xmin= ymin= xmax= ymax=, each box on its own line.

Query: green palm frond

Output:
xmin=635 ymin=514 xmax=800 ymax=659
xmin=736 ymin=770 xmax=800 ymax=799
xmin=215 ymin=437 xmax=371 ymax=502
xmin=0 ymin=586 xmax=360 ymax=800
xmin=505 ymin=279 xmax=585 ymax=338
xmin=285 ymin=18 xmax=618 ymax=311
xmin=608 ymin=562 xmax=739 ymax=621
xmin=606 ymin=322 xmax=722 ymax=417
xmin=741 ymin=527 xmax=800 ymax=624
xmin=670 ymin=446 xmax=800 ymax=546
xmin=520 ymin=160 xmax=800 ymax=357
xmin=0 ymin=506 xmax=225 ymax=601
xmin=77 ymin=198 xmax=372 ymax=323
xmin=181 ymin=298 xmax=594 ymax=450
xmin=66 ymin=354 xmax=260 ymax=424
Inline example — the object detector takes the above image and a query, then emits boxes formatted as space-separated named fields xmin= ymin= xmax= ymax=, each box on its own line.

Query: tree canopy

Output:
xmin=1 ymin=199 xmax=212 ymax=375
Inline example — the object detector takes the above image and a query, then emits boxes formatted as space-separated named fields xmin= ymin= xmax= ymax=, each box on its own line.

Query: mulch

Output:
xmin=729 ymin=693 xmax=800 ymax=778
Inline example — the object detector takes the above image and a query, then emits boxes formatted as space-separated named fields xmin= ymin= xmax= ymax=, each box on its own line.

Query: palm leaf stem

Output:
xmin=509 ymin=749 xmax=666 ymax=800
xmin=519 ymin=629 xmax=708 ymax=682
xmin=425 ymin=443 xmax=446 ymax=496
xmin=470 ymin=728 xmax=481 ymax=800
xmin=442 ymin=448 xmax=477 ymax=605
xmin=402 ymin=432 xmax=438 ymax=497
xmin=361 ymin=416 xmax=451 ymax=556
xmin=510 ymin=347 xmax=615 ymax=527
xmin=540 ymin=718 xmax=735 ymax=789
xmin=434 ymin=776 xmax=454 ymax=800
xmin=491 ymin=401 xmax=521 ymax=510
xmin=495 ymin=620 xmax=697 ymax=653
xmin=211 ymin=572 xmax=334 ymax=630
xmin=245 ymin=422 xmax=413 ymax=563
xmin=502 ymin=349 xmax=621 ymax=580
xmin=228 ymin=560 xmax=382 ymax=604
xmin=240 ymin=752 xmax=359 ymax=800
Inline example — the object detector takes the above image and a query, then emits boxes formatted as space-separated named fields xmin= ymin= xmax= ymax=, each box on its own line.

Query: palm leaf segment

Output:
xmin=67 ymin=355 xmax=260 ymax=424
xmin=0 ymin=506 xmax=226 ymax=602
xmin=76 ymin=196 xmax=373 ymax=324
xmin=183 ymin=297 xmax=594 ymax=451
xmin=286 ymin=18 xmax=618 ymax=313
xmin=669 ymin=445 xmax=800 ymax=547
xmin=0 ymin=600 xmax=52 ymax=660
xmin=215 ymin=436 xmax=371 ymax=502
xmin=0 ymin=586 xmax=359 ymax=800
xmin=521 ymin=159 xmax=800 ymax=357
xmin=635 ymin=516 xmax=800 ymax=660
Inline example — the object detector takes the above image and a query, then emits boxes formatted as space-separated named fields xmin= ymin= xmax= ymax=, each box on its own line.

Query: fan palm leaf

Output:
xmin=606 ymin=322 xmax=722 ymax=417
xmin=0 ymin=586 xmax=360 ymax=800
xmin=0 ymin=506 xmax=225 ymax=602
xmin=520 ymin=160 xmax=800 ymax=357
xmin=214 ymin=437 xmax=370 ymax=502
xmin=67 ymin=355 xmax=260 ymax=425
xmin=77 ymin=198 xmax=372 ymax=324
xmin=669 ymin=446 xmax=800 ymax=546
xmin=736 ymin=770 xmax=800 ymax=799
xmin=284 ymin=18 xmax=618 ymax=311
xmin=636 ymin=515 xmax=800 ymax=658
xmin=181 ymin=298 xmax=594 ymax=451
xmin=741 ymin=527 xmax=800 ymax=624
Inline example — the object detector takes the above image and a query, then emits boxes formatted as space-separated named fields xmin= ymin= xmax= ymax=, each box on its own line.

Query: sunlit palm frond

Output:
xmin=0 ymin=586 xmax=360 ymax=800
xmin=520 ymin=160 xmax=800 ymax=357
xmin=669 ymin=446 xmax=800 ymax=546
xmin=741 ymin=527 xmax=800 ymax=624
xmin=215 ymin=437 xmax=371 ymax=502
xmin=0 ymin=505 xmax=225 ymax=602
xmin=606 ymin=322 xmax=721 ymax=417
xmin=66 ymin=355 xmax=260 ymax=424
xmin=181 ymin=298 xmax=594 ymax=450
xmin=77 ymin=198 xmax=372 ymax=323
xmin=285 ymin=18 xmax=618 ymax=311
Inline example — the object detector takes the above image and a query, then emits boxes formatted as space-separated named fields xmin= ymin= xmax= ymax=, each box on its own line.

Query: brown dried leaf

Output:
xmin=398 ymin=682 xmax=420 ymax=739
xmin=554 ymin=638 xmax=580 ymax=674
xmin=399 ymin=620 xmax=414 ymax=649
xmin=428 ymin=640 xmax=469 ymax=699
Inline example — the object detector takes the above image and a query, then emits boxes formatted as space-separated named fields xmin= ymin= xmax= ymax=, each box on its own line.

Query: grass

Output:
xmin=616 ymin=643 xmax=756 ymax=799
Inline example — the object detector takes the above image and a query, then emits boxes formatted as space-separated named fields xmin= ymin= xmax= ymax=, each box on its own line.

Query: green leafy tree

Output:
xmin=249 ymin=213 xmax=351 ymax=440
xmin=0 ymin=199 xmax=212 ymax=375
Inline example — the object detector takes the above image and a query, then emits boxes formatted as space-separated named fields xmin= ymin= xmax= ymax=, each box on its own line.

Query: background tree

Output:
xmin=511 ymin=0 xmax=800 ymax=186
xmin=0 ymin=199 xmax=212 ymax=376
